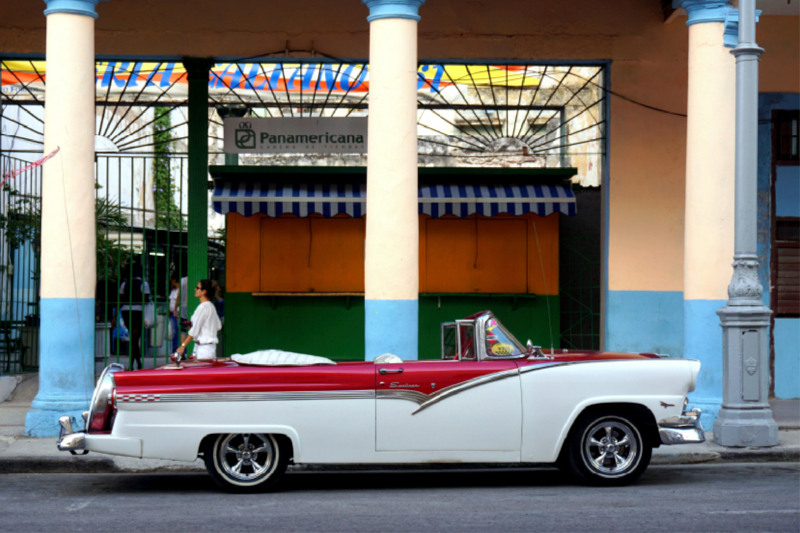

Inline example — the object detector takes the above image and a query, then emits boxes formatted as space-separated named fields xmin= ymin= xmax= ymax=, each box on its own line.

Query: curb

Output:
xmin=1 ymin=451 xmax=797 ymax=475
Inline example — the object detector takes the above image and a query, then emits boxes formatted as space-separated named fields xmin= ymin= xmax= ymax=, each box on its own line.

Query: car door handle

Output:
xmin=379 ymin=368 xmax=404 ymax=375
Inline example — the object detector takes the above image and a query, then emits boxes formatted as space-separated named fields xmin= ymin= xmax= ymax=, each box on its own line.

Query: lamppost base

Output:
xmin=713 ymin=407 xmax=779 ymax=447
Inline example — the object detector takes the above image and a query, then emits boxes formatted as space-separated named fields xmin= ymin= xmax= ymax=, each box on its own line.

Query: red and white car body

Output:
xmin=58 ymin=311 xmax=704 ymax=491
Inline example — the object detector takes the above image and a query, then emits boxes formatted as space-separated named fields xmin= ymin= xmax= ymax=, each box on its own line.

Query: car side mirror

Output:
xmin=526 ymin=340 xmax=547 ymax=359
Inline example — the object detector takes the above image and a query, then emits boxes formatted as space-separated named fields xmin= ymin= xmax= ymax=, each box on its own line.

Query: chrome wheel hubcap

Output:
xmin=583 ymin=420 xmax=638 ymax=475
xmin=219 ymin=433 xmax=274 ymax=481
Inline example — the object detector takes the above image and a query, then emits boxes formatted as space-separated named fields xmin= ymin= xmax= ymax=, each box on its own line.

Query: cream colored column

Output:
xmin=682 ymin=7 xmax=736 ymax=427
xmin=685 ymin=21 xmax=736 ymax=303
xmin=363 ymin=1 xmax=424 ymax=360
xmin=26 ymin=4 xmax=101 ymax=437
xmin=41 ymin=13 xmax=97 ymax=301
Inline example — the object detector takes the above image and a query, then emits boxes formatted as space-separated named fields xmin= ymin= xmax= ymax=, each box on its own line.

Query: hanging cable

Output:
xmin=532 ymin=219 xmax=555 ymax=355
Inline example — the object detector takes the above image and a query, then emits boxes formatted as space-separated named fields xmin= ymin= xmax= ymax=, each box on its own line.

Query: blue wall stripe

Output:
xmin=606 ymin=290 xmax=684 ymax=357
xmin=774 ymin=318 xmax=800 ymax=399
xmin=685 ymin=298 xmax=726 ymax=428
xmin=365 ymin=299 xmax=419 ymax=361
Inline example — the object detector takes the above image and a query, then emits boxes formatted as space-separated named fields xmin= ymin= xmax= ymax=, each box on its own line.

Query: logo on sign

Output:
xmin=235 ymin=122 xmax=255 ymax=149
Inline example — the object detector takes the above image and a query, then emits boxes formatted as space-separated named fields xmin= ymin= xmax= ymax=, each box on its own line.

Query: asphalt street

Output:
xmin=0 ymin=463 xmax=798 ymax=532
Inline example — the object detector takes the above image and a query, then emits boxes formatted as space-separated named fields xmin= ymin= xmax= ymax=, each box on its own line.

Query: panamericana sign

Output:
xmin=224 ymin=117 xmax=368 ymax=154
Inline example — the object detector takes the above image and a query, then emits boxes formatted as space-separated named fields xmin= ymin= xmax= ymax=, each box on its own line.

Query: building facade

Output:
xmin=0 ymin=0 xmax=796 ymax=436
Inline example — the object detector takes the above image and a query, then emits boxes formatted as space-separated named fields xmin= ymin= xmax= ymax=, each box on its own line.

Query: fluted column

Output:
xmin=362 ymin=0 xmax=425 ymax=360
xmin=679 ymin=0 xmax=737 ymax=428
xmin=26 ymin=0 xmax=108 ymax=437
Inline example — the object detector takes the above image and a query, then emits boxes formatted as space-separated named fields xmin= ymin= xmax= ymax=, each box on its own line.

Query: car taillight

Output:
xmin=87 ymin=364 xmax=123 ymax=433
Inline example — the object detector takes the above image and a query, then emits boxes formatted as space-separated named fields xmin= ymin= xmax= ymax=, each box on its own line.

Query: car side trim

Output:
xmin=378 ymin=368 xmax=520 ymax=415
xmin=118 ymin=390 xmax=376 ymax=403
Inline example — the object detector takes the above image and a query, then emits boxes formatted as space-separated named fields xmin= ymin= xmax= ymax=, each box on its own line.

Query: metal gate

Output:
xmin=0 ymin=154 xmax=42 ymax=374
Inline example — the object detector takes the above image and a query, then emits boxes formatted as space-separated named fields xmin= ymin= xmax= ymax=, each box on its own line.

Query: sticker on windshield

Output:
xmin=491 ymin=343 xmax=515 ymax=356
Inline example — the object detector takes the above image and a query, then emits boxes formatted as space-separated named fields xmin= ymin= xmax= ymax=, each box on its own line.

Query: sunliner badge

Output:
xmin=57 ymin=310 xmax=705 ymax=494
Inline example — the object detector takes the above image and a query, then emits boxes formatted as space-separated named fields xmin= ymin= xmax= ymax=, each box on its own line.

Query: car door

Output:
xmin=375 ymin=360 xmax=521 ymax=452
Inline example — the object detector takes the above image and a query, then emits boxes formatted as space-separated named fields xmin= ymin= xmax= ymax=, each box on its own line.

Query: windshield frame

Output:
xmin=476 ymin=313 xmax=528 ymax=360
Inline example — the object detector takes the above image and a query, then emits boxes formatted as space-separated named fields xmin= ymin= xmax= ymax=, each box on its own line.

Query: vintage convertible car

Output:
xmin=57 ymin=311 xmax=704 ymax=492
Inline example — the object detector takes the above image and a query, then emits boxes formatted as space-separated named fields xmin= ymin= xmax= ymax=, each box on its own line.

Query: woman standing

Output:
xmin=175 ymin=279 xmax=222 ymax=360
xmin=119 ymin=263 xmax=150 ymax=370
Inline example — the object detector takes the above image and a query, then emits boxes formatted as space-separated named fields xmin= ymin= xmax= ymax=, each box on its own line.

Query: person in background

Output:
xmin=119 ymin=263 xmax=150 ymax=370
xmin=175 ymin=279 xmax=222 ymax=361
xmin=168 ymin=274 xmax=180 ymax=355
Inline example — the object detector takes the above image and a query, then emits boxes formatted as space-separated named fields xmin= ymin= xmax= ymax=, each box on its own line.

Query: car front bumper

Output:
xmin=658 ymin=408 xmax=705 ymax=445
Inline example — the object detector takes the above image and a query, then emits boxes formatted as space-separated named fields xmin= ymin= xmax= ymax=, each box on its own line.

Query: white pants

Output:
xmin=194 ymin=343 xmax=217 ymax=360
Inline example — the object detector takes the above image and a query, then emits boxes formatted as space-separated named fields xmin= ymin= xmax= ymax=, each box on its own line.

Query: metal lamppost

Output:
xmin=713 ymin=0 xmax=778 ymax=447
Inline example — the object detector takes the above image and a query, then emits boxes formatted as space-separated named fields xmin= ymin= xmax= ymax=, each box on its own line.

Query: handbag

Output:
xmin=143 ymin=302 xmax=156 ymax=329
xmin=112 ymin=309 xmax=129 ymax=342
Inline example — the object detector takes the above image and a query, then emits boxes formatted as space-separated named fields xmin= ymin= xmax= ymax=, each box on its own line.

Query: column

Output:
xmin=714 ymin=0 xmax=778 ymax=447
xmin=679 ymin=0 xmax=736 ymax=428
xmin=26 ymin=0 xmax=108 ymax=437
xmin=362 ymin=0 xmax=425 ymax=360
xmin=182 ymin=58 xmax=214 ymax=322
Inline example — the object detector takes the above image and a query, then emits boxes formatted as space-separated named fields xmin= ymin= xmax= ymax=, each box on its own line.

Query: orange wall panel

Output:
xmin=475 ymin=218 xmax=528 ymax=293
xmin=425 ymin=218 xmax=478 ymax=292
xmin=424 ymin=215 xmax=547 ymax=294
xmin=527 ymin=214 xmax=559 ymax=296
xmin=309 ymin=217 xmax=365 ymax=292
xmin=226 ymin=213 xmax=261 ymax=293
xmin=258 ymin=216 xmax=365 ymax=293
xmin=260 ymin=217 xmax=312 ymax=292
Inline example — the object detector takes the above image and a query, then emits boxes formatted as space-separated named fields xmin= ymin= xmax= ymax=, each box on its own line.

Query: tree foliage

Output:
xmin=152 ymin=107 xmax=182 ymax=230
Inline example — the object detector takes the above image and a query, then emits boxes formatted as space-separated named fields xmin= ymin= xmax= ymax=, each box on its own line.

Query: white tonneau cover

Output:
xmin=232 ymin=350 xmax=336 ymax=367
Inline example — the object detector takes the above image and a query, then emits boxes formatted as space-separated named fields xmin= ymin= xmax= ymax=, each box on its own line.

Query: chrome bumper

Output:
xmin=658 ymin=408 xmax=705 ymax=445
xmin=56 ymin=415 xmax=89 ymax=455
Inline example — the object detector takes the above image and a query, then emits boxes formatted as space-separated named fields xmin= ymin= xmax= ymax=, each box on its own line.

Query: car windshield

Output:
xmin=484 ymin=317 xmax=525 ymax=357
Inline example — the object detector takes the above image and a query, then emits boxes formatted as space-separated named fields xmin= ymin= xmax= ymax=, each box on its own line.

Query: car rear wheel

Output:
xmin=203 ymin=433 xmax=288 ymax=493
xmin=566 ymin=411 xmax=651 ymax=486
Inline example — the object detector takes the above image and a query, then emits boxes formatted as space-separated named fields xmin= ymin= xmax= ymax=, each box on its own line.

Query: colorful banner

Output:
xmin=1 ymin=60 xmax=540 ymax=102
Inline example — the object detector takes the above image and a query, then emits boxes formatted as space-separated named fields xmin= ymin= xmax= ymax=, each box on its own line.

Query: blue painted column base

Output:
xmin=25 ymin=409 xmax=87 ymax=438
xmin=365 ymin=299 xmax=418 ymax=361
xmin=25 ymin=298 xmax=95 ymax=437
xmin=685 ymin=299 xmax=727 ymax=429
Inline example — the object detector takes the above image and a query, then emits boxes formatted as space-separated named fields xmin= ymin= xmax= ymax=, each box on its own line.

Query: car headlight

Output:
xmin=87 ymin=363 xmax=124 ymax=433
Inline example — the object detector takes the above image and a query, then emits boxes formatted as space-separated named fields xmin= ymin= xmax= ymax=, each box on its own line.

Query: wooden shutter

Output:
xmin=775 ymin=241 xmax=800 ymax=317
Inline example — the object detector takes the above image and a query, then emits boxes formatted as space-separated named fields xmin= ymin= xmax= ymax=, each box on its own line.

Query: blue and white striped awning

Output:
xmin=418 ymin=184 xmax=576 ymax=217
xmin=213 ymin=183 xmax=366 ymax=218
xmin=213 ymin=182 xmax=576 ymax=218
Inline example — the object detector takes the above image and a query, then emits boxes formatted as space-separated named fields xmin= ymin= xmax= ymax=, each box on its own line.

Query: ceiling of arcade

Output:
xmin=0 ymin=0 xmax=734 ymax=59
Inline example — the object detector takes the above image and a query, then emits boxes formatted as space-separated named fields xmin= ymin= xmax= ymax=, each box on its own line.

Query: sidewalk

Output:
xmin=0 ymin=375 xmax=798 ymax=474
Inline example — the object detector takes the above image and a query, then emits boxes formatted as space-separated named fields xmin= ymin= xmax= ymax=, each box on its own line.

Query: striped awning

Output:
xmin=212 ymin=182 xmax=576 ymax=218
xmin=418 ymin=184 xmax=576 ymax=217
xmin=213 ymin=183 xmax=366 ymax=218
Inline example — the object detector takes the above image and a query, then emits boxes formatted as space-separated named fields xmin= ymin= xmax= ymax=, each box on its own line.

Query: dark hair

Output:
xmin=198 ymin=279 xmax=221 ymax=300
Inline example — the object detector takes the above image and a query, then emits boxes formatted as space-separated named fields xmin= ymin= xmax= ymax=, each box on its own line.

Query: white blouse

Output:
xmin=188 ymin=301 xmax=222 ymax=345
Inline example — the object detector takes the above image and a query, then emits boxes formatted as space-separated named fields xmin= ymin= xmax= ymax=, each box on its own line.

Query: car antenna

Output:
xmin=532 ymin=219 xmax=555 ymax=355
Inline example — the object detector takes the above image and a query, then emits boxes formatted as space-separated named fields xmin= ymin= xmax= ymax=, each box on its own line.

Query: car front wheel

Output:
xmin=566 ymin=411 xmax=651 ymax=486
xmin=203 ymin=433 xmax=289 ymax=493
